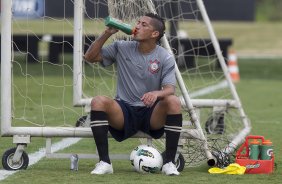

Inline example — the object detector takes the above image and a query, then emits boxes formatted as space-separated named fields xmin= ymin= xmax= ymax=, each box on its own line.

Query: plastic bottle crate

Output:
xmin=235 ymin=135 xmax=274 ymax=174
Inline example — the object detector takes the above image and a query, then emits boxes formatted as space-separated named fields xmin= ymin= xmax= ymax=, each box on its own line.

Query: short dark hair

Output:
xmin=145 ymin=13 xmax=165 ymax=41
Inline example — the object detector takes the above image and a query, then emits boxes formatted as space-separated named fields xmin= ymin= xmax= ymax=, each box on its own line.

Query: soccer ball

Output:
xmin=133 ymin=145 xmax=163 ymax=173
xmin=130 ymin=144 xmax=147 ymax=168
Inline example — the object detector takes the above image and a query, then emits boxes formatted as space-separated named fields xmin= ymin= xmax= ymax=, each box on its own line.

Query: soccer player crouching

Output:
xmin=84 ymin=13 xmax=182 ymax=176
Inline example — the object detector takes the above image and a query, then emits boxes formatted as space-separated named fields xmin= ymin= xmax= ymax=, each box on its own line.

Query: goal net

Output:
xmin=1 ymin=0 xmax=251 ymax=168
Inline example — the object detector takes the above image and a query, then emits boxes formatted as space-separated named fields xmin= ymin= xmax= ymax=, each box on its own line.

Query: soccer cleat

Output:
xmin=162 ymin=162 xmax=180 ymax=176
xmin=90 ymin=161 xmax=113 ymax=175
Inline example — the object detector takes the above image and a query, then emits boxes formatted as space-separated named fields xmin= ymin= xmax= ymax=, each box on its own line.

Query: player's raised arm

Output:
xmin=84 ymin=27 xmax=118 ymax=63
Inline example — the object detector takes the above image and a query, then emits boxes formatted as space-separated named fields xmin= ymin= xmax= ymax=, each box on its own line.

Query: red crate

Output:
xmin=235 ymin=135 xmax=274 ymax=174
xmin=236 ymin=157 xmax=274 ymax=174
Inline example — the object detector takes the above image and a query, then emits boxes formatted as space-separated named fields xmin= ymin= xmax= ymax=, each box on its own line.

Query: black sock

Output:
xmin=90 ymin=110 xmax=111 ymax=164
xmin=164 ymin=114 xmax=182 ymax=164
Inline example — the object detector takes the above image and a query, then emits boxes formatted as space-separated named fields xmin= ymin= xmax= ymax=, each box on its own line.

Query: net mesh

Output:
xmin=9 ymin=0 xmax=246 ymax=167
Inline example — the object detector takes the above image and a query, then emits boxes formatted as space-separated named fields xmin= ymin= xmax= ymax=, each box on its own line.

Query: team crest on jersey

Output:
xmin=148 ymin=59 xmax=160 ymax=74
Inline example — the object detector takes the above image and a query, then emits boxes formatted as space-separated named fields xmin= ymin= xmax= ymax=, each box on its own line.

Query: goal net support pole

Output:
xmin=196 ymin=0 xmax=251 ymax=153
xmin=73 ymin=0 xmax=84 ymax=107
xmin=1 ymin=0 xmax=12 ymax=135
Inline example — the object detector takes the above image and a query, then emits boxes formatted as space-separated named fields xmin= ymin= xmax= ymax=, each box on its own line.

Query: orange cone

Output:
xmin=228 ymin=50 xmax=240 ymax=82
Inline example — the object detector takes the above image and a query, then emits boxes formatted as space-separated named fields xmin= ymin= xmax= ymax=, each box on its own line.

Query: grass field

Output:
xmin=0 ymin=57 xmax=281 ymax=184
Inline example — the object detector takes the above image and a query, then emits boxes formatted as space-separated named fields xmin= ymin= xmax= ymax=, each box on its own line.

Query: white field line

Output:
xmin=238 ymin=53 xmax=282 ymax=59
xmin=190 ymin=80 xmax=228 ymax=98
xmin=0 ymin=137 xmax=82 ymax=181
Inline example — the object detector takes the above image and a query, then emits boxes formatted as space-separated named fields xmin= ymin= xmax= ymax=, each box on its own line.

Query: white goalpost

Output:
xmin=1 ymin=0 xmax=251 ymax=170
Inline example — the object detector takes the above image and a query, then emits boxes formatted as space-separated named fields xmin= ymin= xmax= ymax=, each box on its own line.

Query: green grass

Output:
xmin=179 ymin=21 xmax=282 ymax=56
xmin=256 ymin=0 xmax=282 ymax=21
xmin=239 ymin=58 xmax=282 ymax=80
xmin=1 ymin=58 xmax=282 ymax=183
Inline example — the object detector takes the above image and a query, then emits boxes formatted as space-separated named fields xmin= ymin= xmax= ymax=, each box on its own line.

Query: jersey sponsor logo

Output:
xmin=148 ymin=59 xmax=160 ymax=74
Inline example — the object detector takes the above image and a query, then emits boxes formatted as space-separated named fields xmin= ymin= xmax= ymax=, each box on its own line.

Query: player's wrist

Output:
xmin=154 ymin=91 xmax=163 ymax=100
xmin=103 ymin=30 xmax=113 ymax=37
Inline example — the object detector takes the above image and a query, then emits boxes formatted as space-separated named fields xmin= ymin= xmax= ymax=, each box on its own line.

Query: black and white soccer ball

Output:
xmin=132 ymin=145 xmax=163 ymax=173
xmin=130 ymin=144 xmax=148 ymax=168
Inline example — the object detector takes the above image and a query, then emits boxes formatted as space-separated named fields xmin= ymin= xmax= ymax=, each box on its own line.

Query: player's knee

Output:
xmin=162 ymin=95 xmax=181 ymax=113
xmin=91 ymin=96 xmax=109 ymax=110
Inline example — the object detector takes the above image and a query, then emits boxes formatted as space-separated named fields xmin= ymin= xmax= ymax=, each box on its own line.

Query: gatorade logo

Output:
xmin=267 ymin=149 xmax=273 ymax=156
xmin=246 ymin=163 xmax=260 ymax=169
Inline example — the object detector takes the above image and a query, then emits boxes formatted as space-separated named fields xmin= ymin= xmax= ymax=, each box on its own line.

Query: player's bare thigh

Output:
xmin=91 ymin=96 xmax=124 ymax=130
xmin=150 ymin=95 xmax=181 ymax=130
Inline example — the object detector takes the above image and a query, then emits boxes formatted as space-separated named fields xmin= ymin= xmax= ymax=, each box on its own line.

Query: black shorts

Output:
xmin=108 ymin=99 xmax=164 ymax=142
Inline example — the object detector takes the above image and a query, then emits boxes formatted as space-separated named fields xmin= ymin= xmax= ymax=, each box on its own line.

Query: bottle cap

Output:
xmin=250 ymin=139 xmax=260 ymax=145
xmin=262 ymin=139 xmax=272 ymax=145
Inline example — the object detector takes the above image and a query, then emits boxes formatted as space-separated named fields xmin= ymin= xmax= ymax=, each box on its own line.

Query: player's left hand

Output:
xmin=141 ymin=92 xmax=158 ymax=107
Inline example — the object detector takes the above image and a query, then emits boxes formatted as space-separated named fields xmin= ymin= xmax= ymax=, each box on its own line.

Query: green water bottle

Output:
xmin=249 ymin=139 xmax=260 ymax=160
xmin=260 ymin=140 xmax=273 ymax=160
xmin=104 ymin=16 xmax=135 ymax=35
